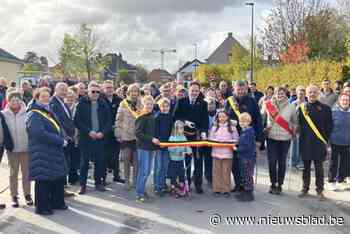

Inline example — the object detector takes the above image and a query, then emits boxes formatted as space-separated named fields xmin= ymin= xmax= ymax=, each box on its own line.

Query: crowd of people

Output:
xmin=0 ymin=76 xmax=349 ymax=214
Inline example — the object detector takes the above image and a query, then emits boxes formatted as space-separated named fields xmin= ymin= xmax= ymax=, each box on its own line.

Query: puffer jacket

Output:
xmin=114 ymin=98 xmax=142 ymax=141
xmin=330 ymin=104 xmax=350 ymax=146
xmin=209 ymin=121 xmax=239 ymax=159
xmin=2 ymin=102 xmax=28 ymax=152
xmin=26 ymin=101 xmax=67 ymax=181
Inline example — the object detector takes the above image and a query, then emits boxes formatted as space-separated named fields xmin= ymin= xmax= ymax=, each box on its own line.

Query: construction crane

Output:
xmin=145 ymin=49 xmax=177 ymax=70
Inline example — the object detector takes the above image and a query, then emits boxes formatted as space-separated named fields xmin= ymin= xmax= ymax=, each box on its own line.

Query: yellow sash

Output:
xmin=300 ymin=104 xmax=327 ymax=145
xmin=32 ymin=109 xmax=61 ymax=133
xmin=227 ymin=96 xmax=241 ymax=118
xmin=122 ymin=100 xmax=142 ymax=119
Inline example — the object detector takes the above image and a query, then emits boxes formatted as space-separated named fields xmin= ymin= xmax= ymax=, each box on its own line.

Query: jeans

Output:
xmin=329 ymin=144 xmax=350 ymax=183
xmin=291 ymin=136 xmax=302 ymax=167
xmin=153 ymin=149 xmax=169 ymax=192
xmin=267 ymin=139 xmax=291 ymax=187
xmin=136 ymin=150 xmax=154 ymax=197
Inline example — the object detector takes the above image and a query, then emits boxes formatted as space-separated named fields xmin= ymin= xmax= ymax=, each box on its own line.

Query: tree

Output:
xmin=280 ymin=39 xmax=310 ymax=64
xmin=21 ymin=51 xmax=49 ymax=74
xmin=117 ymin=69 xmax=134 ymax=84
xmin=58 ymin=23 xmax=110 ymax=81
xmin=135 ymin=64 xmax=148 ymax=83
xmin=260 ymin=0 xmax=327 ymax=59
xmin=304 ymin=8 xmax=349 ymax=61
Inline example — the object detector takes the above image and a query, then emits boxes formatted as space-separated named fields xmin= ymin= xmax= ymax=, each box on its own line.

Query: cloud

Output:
xmin=0 ymin=0 xmax=273 ymax=72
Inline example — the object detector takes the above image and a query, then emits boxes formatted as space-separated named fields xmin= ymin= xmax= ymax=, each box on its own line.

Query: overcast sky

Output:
xmin=0 ymin=0 xmax=274 ymax=73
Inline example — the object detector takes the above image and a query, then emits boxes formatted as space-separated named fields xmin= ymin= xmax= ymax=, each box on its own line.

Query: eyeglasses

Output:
xmin=91 ymin=90 xmax=100 ymax=94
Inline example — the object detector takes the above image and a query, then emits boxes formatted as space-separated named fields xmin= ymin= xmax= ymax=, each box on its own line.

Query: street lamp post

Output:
xmin=246 ymin=2 xmax=254 ymax=82
xmin=193 ymin=43 xmax=198 ymax=79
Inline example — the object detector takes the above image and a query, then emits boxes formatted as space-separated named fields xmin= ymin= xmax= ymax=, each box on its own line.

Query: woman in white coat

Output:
xmin=1 ymin=91 xmax=33 ymax=207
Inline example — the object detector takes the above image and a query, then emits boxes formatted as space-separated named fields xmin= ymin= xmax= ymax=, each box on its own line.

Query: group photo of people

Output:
xmin=0 ymin=76 xmax=349 ymax=216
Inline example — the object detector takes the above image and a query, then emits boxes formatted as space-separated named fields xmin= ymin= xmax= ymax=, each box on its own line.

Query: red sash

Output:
xmin=265 ymin=101 xmax=294 ymax=135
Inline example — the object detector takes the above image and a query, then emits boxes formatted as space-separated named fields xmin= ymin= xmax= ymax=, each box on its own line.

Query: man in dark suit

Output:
xmin=74 ymin=82 xmax=112 ymax=194
xmin=248 ymin=82 xmax=264 ymax=104
xmin=174 ymin=81 xmax=209 ymax=194
xmin=101 ymin=80 xmax=124 ymax=184
xmin=50 ymin=82 xmax=76 ymax=197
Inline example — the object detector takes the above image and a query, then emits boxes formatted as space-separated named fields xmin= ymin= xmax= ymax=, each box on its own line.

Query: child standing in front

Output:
xmin=235 ymin=112 xmax=256 ymax=202
xmin=168 ymin=120 xmax=192 ymax=197
xmin=135 ymin=95 xmax=160 ymax=203
xmin=153 ymin=98 xmax=173 ymax=196
xmin=209 ymin=110 xmax=239 ymax=198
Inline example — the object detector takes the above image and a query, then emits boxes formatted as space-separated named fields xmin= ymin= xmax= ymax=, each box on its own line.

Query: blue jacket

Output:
xmin=237 ymin=127 xmax=256 ymax=159
xmin=50 ymin=96 xmax=75 ymax=139
xmin=154 ymin=112 xmax=173 ymax=149
xmin=74 ymin=96 xmax=112 ymax=149
xmin=330 ymin=104 xmax=350 ymax=146
xmin=26 ymin=101 xmax=67 ymax=181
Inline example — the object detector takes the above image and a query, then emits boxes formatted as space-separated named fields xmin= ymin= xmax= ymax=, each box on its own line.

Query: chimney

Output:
xmin=228 ymin=32 xmax=233 ymax=38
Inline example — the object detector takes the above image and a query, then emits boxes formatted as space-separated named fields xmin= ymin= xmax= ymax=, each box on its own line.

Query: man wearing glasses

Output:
xmin=74 ymin=82 xmax=112 ymax=194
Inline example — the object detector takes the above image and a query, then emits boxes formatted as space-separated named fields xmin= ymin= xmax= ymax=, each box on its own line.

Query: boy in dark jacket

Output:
xmin=135 ymin=95 xmax=160 ymax=203
xmin=153 ymin=98 xmax=173 ymax=196
xmin=235 ymin=112 xmax=256 ymax=202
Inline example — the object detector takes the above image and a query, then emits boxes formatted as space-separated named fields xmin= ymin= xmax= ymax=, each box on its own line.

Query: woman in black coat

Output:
xmin=26 ymin=87 xmax=68 ymax=215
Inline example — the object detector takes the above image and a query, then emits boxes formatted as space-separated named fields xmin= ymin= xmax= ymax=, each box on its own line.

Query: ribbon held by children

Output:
xmin=159 ymin=140 xmax=236 ymax=149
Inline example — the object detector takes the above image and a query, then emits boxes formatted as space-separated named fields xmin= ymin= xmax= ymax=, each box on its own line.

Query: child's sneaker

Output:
xmin=170 ymin=186 xmax=178 ymax=198
xmin=223 ymin=192 xmax=231 ymax=198
xmin=136 ymin=196 xmax=145 ymax=203
xmin=213 ymin=192 xmax=221 ymax=197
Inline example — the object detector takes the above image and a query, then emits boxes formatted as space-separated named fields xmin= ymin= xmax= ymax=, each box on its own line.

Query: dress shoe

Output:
xmin=25 ymin=195 xmax=34 ymax=206
xmin=11 ymin=197 xmax=19 ymax=208
xmin=36 ymin=210 xmax=54 ymax=216
xmin=244 ymin=191 xmax=255 ymax=201
xmin=269 ymin=186 xmax=277 ymax=195
xmin=0 ymin=204 xmax=5 ymax=209
xmin=195 ymin=187 xmax=204 ymax=194
xmin=79 ymin=186 xmax=86 ymax=195
xmin=113 ymin=177 xmax=125 ymax=183
xmin=235 ymin=191 xmax=254 ymax=202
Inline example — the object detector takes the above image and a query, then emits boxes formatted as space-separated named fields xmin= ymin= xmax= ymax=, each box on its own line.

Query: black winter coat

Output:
xmin=298 ymin=101 xmax=333 ymax=161
xmin=74 ymin=97 xmax=112 ymax=149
